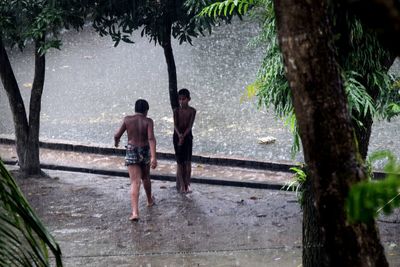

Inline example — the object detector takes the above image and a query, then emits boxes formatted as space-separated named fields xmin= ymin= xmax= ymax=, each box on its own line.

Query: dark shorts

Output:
xmin=173 ymin=132 xmax=193 ymax=164
xmin=125 ymin=144 xmax=150 ymax=166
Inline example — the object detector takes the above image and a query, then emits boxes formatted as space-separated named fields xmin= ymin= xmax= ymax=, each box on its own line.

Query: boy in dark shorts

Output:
xmin=173 ymin=89 xmax=196 ymax=193
xmin=114 ymin=99 xmax=157 ymax=221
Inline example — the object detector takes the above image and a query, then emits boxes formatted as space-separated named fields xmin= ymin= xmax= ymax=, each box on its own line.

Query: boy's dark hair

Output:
xmin=178 ymin=88 xmax=190 ymax=99
xmin=135 ymin=99 xmax=149 ymax=113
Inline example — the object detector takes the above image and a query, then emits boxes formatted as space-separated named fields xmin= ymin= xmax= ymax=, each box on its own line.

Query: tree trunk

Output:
xmin=23 ymin=39 xmax=45 ymax=175
xmin=353 ymin=53 xmax=396 ymax=159
xmin=0 ymin=38 xmax=29 ymax=169
xmin=161 ymin=21 xmax=180 ymax=190
xmin=353 ymin=114 xmax=373 ymax=159
xmin=302 ymin=174 xmax=324 ymax=266
xmin=301 ymin=8 xmax=396 ymax=264
xmin=273 ymin=0 xmax=388 ymax=266
xmin=161 ymin=22 xmax=179 ymax=110
xmin=0 ymin=37 xmax=44 ymax=175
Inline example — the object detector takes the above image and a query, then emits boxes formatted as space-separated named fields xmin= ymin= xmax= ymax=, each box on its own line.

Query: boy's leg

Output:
xmin=141 ymin=164 xmax=154 ymax=206
xmin=184 ymin=137 xmax=193 ymax=192
xmin=176 ymin=163 xmax=185 ymax=192
xmin=128 ymin=164 xmax=142 ymax=220
xmin=184 ymin=161 xmax=192 ymax=192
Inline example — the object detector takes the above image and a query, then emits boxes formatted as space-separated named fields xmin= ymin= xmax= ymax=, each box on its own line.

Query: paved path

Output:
xmin=2 ymin=143 xmax=400 ymax=266
xmin=11 ymin=168 xmax=303 ymax=267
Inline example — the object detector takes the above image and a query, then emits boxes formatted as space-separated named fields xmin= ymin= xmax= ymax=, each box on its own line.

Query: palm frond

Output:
xmin=198 ymin=0 xmax=257 ymax=17
xmin=0 ymin=160 xmax=63 ymax=267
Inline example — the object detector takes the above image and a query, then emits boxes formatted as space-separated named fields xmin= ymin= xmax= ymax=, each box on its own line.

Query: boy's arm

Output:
xmin=183 ymin=108 xmax=196 ymax=137
xmin=147 ymin=118 xmax=157 ymax=169
xmin=114 ymin=119 xmax=126 ymax=147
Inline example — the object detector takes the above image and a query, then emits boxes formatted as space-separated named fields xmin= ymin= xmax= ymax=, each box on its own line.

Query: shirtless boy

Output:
xmin=114 ymin=99 xmax=157 ymax=221
xmin=173 ymin=89 xmax=196 ymax=193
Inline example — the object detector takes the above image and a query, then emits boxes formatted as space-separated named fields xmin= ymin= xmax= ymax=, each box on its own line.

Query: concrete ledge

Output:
xmin=2 ymin=159 xmax=287 ymax=190
xmin=1 ymin=136 xmax=389 ymax=181
xmin=0 ymin=137 xmax=296 ymax=172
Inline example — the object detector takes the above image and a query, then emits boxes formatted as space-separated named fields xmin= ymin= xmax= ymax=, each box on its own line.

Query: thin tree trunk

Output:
xmin=23 ymin=39 xmax=45 ymax=175
xmin=353 ymin=54 xmax=396 ymax=159
xmin=161 ymin=21 xmax=180 ymax=190
xmin=0 ymin=37 xmax=29 ymax=169
xmin=162 ymin=23 xmax=179 ymax=110
xmin=273 ymin=0 xmax=388 ymax=266
xmin=353 ymin=115 xmax=373 ymax=159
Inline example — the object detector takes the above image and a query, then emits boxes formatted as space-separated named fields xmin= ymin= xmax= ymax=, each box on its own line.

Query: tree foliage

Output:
xmin=198 ymin=0 xmax=256 ymax=17
xmin=1 ymin=0 xmax=86 ymax=52
xmin=91 ymin=0 xmax=234 ymax=46
xmin=201 ymin=0 xmax=400 ymax=155
xmin=346 ymin=151 xmax=400 ymax=223
xmin=0 ymin=161 xmax=62 ymax=266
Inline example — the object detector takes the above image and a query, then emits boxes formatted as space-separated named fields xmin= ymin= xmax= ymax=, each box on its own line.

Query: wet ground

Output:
xmin=7 ymin=166 xmax=400 ymax=267
xmin=2 ymin=142 xmax=400 ymax=266
xmin=11 ymin=168 xmax=303 ymax=267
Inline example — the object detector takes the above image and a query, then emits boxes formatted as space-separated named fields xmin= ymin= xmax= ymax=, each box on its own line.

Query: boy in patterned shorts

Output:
xmin=114 ymin=99 xmax=157 ymax=221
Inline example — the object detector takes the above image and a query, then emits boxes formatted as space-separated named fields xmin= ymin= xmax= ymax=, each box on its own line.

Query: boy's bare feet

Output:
xmin=186 ymin=185 xmax=192 ymax=193
xmin=180 ymin=186 xmax=187 ymax=193
xmin=147 ymin=196 xmax=155 ymax=207
xmin=129 ymin=214 xmax=139 ymax=221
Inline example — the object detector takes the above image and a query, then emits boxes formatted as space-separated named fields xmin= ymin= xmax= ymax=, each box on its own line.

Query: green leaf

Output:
xmin=346 ymin=151 xmax=400 ymax=223
xmin=0 ymin=161 xmax=63 ymax=266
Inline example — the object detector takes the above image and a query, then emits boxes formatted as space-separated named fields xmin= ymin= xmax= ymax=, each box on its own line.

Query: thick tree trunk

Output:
xmin=0 ymin=37 xmax=44 ymax=175
xmin=273 ymin=0 xmax=388 ymax=266
xmin=162 ymin=23 xmax=179 ymax=110
xmin=301 ymin=10 xmax=396 ymax=264
xmin=0 ymin=38 xmax=29 ymax=169
xmin=302 ymin=175 xmax=324 ymax=266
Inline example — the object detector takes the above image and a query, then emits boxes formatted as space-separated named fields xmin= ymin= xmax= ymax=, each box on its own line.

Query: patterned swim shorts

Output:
xmin=125 ymin=144 xmax=150 ymax=166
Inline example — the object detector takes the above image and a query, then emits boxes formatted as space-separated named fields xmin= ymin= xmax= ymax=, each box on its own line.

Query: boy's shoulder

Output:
xmin=188 ymin=106 xmax=196 ymax=114
xmin=174 ymin=106 xmax=196 ymax=114
xmin=123 ymin=115 xmax=134 ymax=121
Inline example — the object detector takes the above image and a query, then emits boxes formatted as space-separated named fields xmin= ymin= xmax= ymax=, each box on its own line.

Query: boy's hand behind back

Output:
xmin=178 ymin=135 xmax=184 ymax=146
xmin=150 ymin=157 xmax=157 ymax=169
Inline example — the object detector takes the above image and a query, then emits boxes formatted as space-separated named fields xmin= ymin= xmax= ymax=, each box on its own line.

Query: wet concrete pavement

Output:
xmin=12 ymin=169 xmax=303 ymax=267
xmin=1 ymin=142 xmax=400 ymax=266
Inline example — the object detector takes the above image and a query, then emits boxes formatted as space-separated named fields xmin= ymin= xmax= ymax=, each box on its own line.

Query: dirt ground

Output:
xmin=9 ymin=167 xmax=400 ymax=267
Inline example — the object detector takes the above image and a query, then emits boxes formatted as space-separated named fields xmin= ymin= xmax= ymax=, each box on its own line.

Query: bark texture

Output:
xmin=302 ymin=176 xmax=323 ymax=266
xmin=273 ymin=0 xmax=388 ymax=266
xmin=23 ymin=40 xmax=46 ymax=175
xmin=0 ymin=37 xmax=44 ymax=175
xmin=162 ymin=22 xmax=179 ymax=110
xmin=0 ymin=38 xmax=29 ymax=168
xmin=161 ymin=21 xmax=179 ymax=189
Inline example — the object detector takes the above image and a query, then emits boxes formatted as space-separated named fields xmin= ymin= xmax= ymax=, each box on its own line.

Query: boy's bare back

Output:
xmin=116 ymin=114 xmax=154 ymax=147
